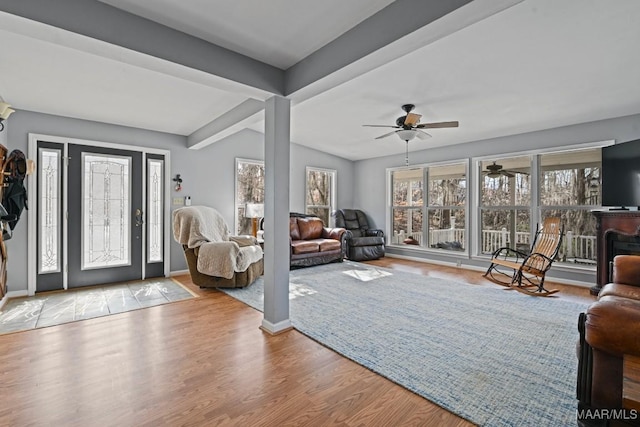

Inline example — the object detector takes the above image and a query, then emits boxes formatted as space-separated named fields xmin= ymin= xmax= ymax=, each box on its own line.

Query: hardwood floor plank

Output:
xmin=0 ymin=259 xmax=592 ymax=426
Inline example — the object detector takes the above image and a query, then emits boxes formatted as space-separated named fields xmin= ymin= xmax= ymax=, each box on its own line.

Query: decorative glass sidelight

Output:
xmin=147 ymin=159 xmax=163 ymax=263
xmin=38 ymin=148 xmax=61 ymax=273
xmin=82 ymin=154 xmax=131 ymax=269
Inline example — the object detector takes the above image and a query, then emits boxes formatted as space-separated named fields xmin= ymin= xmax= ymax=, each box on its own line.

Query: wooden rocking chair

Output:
xmin=483 ymin=217 xmax=564 ymax=296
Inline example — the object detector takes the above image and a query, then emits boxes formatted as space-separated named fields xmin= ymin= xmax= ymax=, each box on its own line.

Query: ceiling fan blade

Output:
xmin=502 ymin=171 xmax=515 ymax=178
xmin=363 ymin=124 xmax=400 ymax=128
xmin=374 ymin=130 xmax=398 ymax=140
xmin=416 ymin=130 xmax=432 ymax=140
xmin=404 ymin=113 xmax=422 ymax=126
xmin=416 ymin=121 xmax=459 ymax=129
xmin=501 ymin=168 xmax=530 ymax=176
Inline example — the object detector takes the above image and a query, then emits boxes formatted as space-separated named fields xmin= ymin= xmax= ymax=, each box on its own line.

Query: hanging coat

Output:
xmin=2 ymin=149 xmax=28 ymax=231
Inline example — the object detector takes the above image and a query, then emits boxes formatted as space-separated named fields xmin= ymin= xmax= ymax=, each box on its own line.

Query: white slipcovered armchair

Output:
xmin=173 ymin=206 xmax=263 ymax=288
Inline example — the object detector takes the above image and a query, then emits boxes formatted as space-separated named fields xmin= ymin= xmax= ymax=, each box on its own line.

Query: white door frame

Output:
xmin=27 ymin=133 xmax=171 ymax=296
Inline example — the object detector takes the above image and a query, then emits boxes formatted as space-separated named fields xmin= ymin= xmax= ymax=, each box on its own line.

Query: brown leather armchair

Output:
xmin=577 ymin=255 xmax=640 ymax=425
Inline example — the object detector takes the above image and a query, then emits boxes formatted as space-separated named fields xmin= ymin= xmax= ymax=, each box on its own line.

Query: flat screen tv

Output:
xmin=602 ymin=138 xmax=640 ymax=209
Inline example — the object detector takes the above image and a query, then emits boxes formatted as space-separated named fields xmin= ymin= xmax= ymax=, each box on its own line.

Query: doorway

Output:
xmin=29 ymin=135 xmax=170 ymax=295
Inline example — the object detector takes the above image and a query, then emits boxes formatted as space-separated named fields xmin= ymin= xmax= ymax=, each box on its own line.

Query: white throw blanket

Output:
xmin=173 ymin=206 xmax=263 ymax=279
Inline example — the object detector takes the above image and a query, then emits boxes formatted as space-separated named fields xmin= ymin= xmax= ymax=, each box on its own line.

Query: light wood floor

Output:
xmin=0 ymin=259 xmax=594 ymax=426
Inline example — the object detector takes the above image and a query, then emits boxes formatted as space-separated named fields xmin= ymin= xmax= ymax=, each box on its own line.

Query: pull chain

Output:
xmin=405 ymin=140 xmax=409 ymax=167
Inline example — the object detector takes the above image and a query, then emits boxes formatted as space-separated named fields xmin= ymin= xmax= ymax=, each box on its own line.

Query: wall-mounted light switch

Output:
xmin=172 ymin=197 xmax=184 ymax=206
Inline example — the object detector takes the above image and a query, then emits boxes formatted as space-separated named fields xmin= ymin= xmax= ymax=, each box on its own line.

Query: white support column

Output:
xmin=262 ymin=96 xmax=292 ymax=334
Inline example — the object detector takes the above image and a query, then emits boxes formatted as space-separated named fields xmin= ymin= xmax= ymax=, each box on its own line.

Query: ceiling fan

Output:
xmin=483 ymin=162 xmax=523 ymax=178
xmin=363 ymin=104 xmax=459 ymax=142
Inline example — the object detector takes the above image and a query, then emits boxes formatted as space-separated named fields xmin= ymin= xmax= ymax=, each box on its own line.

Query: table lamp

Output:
xmin=244 ymin=203 xmax=264 ymax=237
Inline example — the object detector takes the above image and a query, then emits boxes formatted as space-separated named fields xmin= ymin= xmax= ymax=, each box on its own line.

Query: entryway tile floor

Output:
xmin=0 ymin=277 xmax=197 ymax=335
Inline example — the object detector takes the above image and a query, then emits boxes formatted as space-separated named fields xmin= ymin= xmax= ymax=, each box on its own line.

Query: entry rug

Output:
xmin=221 ymin=261 xmax=588 ymax=426
xmin=0 ymin=277 xmax=197 ymax=335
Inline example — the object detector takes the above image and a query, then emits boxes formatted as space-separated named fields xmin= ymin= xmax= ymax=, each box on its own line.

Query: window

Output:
xmin=391 ymin=168 xmax=423 ymax=245
xmin=38 ymin=148 xmax=61 ymax=273
xmin=539 ymin=148 xmax=600 ymax=265
xmin=305 ymin=167 xmax=336 ymax=225
xmin=390 ymin=161 xmax=468 ymax=252
xmin=386 ymin=144 xmax=603 ymax=271
xmin=147 ymin=158 xmax=164 ymax=263
xmin=479 ymin=156 xmax=531 ymax=255
xmin=235 ymin=159 xmax=264 ymax=235
xmin=427 ymin=163 xmax=467 ymax=251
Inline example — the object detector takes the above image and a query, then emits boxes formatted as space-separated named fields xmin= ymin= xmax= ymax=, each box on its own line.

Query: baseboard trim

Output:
xmin=385 ymin=253 xmax=592 ymax=288
xmin=260 ymin=318 xmax=293 ymax=335
xmin=386 ymin=253 xmax=485 ymax=271
xmin=0 ymin=290 xmax=29 ymax=310
xmin=170 ymin=269 xmax=189 ymax=276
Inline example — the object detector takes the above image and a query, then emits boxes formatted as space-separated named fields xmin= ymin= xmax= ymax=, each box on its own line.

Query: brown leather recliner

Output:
xmin=577 ymin=255 xmax=640 ymax=426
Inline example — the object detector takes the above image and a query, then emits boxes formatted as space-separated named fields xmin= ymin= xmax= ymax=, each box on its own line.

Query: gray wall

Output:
xmin=353 ymin=113 xmax=640 ymax=284
xmin=5 ymin=111 xmax=354 ymax=293
xmin=0 ymin=123 xmax=6 ymax=146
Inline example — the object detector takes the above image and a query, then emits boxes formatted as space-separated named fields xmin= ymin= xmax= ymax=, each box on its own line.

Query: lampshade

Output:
xmin=396 ymin=129 xmax=417 ymax=142
xmin=244 ymin=203 xmax=264 ymax=218
xmin=0 ymin=102 xmax=14 ymax=120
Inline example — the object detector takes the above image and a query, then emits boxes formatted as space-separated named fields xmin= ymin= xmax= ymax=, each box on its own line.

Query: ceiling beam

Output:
xmin=0 ymin=0 xmax=285 ymax=96
xmin=285 ymin=0 xmax=524 ymax=102
xmin=187 ymin=99 xmax=264 ymax=150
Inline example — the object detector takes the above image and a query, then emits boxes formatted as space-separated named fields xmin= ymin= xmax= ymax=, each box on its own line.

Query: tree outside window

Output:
xmin=235 ymin=159 xmax=264 ymax=235
xmin=306 ymin=167 xmax=336 ymax=225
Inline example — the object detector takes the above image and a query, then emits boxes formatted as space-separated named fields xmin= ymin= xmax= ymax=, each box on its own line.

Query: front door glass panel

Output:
xmin=82 ymin=153 xmax=131 ymax=270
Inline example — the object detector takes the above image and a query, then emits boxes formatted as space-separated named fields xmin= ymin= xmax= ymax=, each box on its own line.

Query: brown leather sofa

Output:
xmin=289 ymin=213 xmax=347 ymax=268
xmin=577 ymin=255 xmax=640 ymax=426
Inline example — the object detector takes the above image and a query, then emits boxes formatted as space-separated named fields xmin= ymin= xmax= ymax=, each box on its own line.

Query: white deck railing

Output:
xmin=391 ymin=228 xmax=596 ymax=261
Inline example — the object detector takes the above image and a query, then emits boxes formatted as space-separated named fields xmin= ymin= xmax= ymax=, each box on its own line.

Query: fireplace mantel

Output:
xmin=591 ymin=210 xmax=640 ymax=295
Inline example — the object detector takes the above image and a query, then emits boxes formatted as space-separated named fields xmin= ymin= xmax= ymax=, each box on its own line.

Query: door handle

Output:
xmin=135 ymin=208 xmax=144 ymax=227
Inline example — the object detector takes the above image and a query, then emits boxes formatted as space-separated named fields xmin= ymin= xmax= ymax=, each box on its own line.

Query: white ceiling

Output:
xmin=97 ymin=0 xmax=396 ymax=69
xmin=1 ymin=0 xmax=639 ymax=161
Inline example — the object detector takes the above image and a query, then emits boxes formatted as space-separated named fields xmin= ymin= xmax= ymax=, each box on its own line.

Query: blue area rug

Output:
xmin=221 ymin=261 xmax=587 ymax=426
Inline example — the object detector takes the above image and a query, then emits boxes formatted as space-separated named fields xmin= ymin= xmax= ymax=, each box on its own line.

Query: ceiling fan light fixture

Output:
xmin=396 ymin=129 xmax=417 ymax=142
